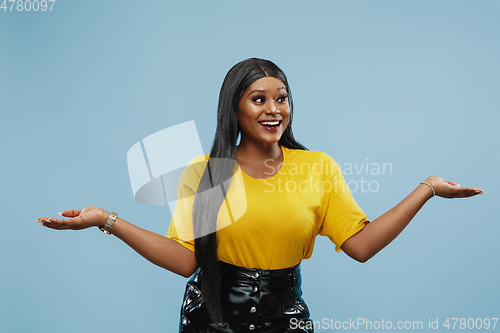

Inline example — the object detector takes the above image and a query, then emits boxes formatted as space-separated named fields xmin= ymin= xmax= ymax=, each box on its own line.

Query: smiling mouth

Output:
xmin=258 ymin=120 xmax=282 ymax=128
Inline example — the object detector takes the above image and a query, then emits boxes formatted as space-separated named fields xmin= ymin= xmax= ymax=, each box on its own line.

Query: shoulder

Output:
xmin=186 ymin=154 xmax=210 ymax=171
xmin=179 ymin=154 xmax=210 ymax=189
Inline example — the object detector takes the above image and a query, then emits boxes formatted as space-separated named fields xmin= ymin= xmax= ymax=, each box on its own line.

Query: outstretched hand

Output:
xmin=36 ymin=206 xmax=109 ymax=230
xmin=425 ymin=176 xmax=484 ymax=199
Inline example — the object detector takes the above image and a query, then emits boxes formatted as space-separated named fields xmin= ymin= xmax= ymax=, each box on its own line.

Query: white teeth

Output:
xmin=260 ymin=121 xmax=279 ymax=126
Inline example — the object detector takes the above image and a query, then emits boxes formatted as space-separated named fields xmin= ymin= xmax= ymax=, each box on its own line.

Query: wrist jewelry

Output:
xmin=99 ymin=211 xmax=118 ymax=234
xmin=420 ymin=182 xmax=435 ymax=197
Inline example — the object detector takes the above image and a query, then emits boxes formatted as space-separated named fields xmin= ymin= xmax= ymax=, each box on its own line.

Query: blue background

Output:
xmin=1 ymin=1 xmax=499 ymax=332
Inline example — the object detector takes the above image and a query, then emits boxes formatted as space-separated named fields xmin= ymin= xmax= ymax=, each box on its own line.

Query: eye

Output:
xmin=251 ymin=94 xmax=266 ymax=103
xmin=276 ymin=94 xmax=288 ymax=103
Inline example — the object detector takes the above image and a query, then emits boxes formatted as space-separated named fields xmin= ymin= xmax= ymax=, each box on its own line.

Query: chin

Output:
xmin=260 ymin=134 xmax=283 ymax=144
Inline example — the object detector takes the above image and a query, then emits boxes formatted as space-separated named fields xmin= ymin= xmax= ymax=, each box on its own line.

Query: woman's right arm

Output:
xmin=37 ymin=206 xmax=197 ymax=278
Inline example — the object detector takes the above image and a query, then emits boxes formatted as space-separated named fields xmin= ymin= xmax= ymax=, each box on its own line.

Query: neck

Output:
xmin=236 ymin=139 xmax=282 ymax=164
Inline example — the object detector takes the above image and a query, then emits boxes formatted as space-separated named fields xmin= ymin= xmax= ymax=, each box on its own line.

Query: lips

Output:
xmin=257 ymin=119 xmax=282 ymax=132
xmin=258 ymin=119 xmax=282 ymax=127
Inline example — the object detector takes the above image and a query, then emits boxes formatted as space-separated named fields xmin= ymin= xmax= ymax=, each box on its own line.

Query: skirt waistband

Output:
xmin=218 ymin=261 xmax=301 ymax=288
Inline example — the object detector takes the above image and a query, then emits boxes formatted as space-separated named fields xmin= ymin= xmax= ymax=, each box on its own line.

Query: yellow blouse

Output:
xmin=166 ymin=146 xmax=368 ymax=270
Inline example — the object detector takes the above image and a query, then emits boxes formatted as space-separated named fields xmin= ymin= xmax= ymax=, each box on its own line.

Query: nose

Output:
xmin=266 ymin=101 xmax=280 ymax=116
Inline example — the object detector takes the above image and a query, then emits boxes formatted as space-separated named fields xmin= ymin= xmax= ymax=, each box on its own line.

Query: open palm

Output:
xmin=36 ymin=206 xmax=108 ymax=230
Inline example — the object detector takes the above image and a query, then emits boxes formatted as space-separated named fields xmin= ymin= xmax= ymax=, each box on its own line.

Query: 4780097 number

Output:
xmin=1 ymin=0 xmax=55 ymax=11
xmin=443 ymin=318 xmax=498 ymax=330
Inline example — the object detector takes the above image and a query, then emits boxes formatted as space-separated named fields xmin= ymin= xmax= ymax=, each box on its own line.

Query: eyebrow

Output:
xmin=247 ymin=87 xmax=286 ymax=96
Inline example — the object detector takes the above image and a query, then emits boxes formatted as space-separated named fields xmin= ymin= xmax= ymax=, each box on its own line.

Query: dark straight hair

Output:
xmin=192 ymin=58 xmax=307 ymax=322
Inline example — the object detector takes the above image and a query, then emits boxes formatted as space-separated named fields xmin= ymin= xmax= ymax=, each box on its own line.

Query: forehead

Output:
xmin=245 ymin=77 xmax=286 ymax=94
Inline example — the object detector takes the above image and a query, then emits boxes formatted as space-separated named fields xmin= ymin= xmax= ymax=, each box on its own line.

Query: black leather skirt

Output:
xmin=179 ymin=261 xmax=314 ymax=332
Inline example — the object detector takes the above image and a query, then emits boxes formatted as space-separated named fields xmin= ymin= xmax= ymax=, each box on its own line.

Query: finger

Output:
xmin=36 ymin=217 xmax=66 ymax=230
xmin=58 ymin=209 xmax=82 ymax=218
xmin=460 ymin=186 xmax=482 ymax=192
xmin=41 ymin=217 xmax=85 ymax=230
xmin=445 ymin=181 xmax=461 ymax=187
xmin=40 ymin=220 xmax=64 ymax=230
xmin=34 ymin=218 xmax=52 ymax=225
xmin=454 ymin=187 xmax=484 ymax=198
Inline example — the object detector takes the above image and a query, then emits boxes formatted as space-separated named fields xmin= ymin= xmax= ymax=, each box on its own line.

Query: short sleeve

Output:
xmin=318 ymin=164 xmax=368 ymax=252
xmin=166 ymin=155 xmax=208 ymax=252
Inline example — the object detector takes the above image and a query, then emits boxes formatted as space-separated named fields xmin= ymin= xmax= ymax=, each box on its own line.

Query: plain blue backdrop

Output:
xmin=1 ymin=1 xmax=499 ymax=332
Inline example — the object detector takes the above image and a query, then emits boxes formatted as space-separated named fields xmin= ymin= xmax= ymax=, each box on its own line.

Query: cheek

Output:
xmin=239 ymin=107 xmax=261 ymax=125
xmin=237 ymin=112 xmax=255 ymax=133
xmin=281 ymin=112 xmax=291 ymax=129
xmin=281 ymin=104 xmax=291 ymax=116
xmin=238 ymin=112 xmax=250 ymax=126
xmin=282 ymin=107 xmax=291 ymax=119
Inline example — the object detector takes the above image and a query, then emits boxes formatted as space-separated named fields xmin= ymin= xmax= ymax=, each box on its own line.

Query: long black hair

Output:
xmin=192 ymin=58 xmax=307 ymax=322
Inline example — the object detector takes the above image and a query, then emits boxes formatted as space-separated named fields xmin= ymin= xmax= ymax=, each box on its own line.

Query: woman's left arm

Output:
xmin=341 ymin=176 xmax=484 ymax=263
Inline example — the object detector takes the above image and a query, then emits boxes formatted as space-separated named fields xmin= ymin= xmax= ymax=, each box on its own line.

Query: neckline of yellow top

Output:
xmin=239 ymin=145 xmax=288 ymax=181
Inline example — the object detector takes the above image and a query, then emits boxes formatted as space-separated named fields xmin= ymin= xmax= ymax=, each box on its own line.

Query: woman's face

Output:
xmin=237 ymin=76 xmax=290 ymax=145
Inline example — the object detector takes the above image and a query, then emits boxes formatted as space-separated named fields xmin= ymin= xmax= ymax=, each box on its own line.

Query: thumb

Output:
xmin=58 ymin=209 xmax=82 ymax=217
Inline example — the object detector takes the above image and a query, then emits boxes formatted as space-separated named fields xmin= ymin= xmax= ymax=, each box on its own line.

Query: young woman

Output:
xmin=37 ymin=58 xmax=483 ymax=332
